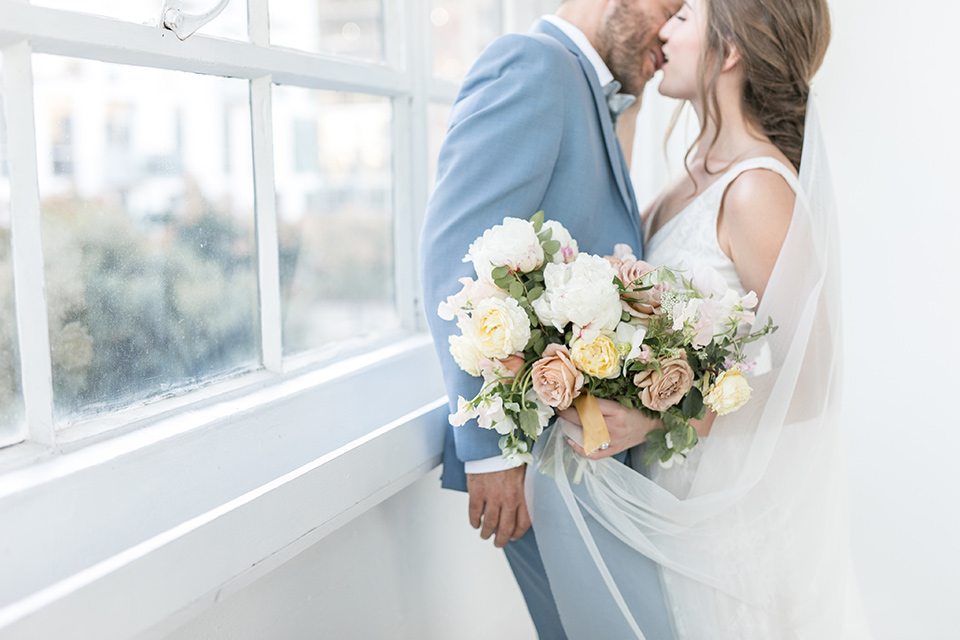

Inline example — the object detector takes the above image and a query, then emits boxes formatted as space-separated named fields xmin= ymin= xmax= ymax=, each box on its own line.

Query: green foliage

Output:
xmin=529 ymin=210 xmax=545 ymax=232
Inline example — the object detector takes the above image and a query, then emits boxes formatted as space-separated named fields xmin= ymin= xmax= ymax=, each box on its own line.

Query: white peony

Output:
xmin=542 ymin=220 xmax=579 ymax=264
xmin=532 ymin=254 xmax=622 ymax=343
xmin=464 ymin=217 xmax=544 ymax=281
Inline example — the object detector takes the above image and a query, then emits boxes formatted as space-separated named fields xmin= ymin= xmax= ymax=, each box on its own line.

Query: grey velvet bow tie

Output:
xmin=603 ymin=80 xmax=636 ymax=128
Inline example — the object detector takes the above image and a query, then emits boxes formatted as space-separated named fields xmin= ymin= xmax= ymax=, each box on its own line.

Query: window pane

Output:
xmin=428 ymin=103 xmax=452 ymax=193
xmin=272 ymin=86 xmax=398 ymax=357
xmin=431 ymin=0 xmax=503 ymax=79
xmin=33 ymin=0 xmax=249 ymax=42
xmin=269 ymin=0 xmax=384 ymax=61
xmin=0 ymin=53 xmax=27 ymax=446
xmin=33 ymin=55 xmax=258 ymax=424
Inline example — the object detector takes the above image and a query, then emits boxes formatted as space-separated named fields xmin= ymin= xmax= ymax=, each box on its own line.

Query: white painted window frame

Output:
xmin=0 ymin=0 xmax=554 ymax=636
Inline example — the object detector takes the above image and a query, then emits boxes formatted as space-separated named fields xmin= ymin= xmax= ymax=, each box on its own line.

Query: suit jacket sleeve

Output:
xmin=420 ymin=34 xmax=565 ymax=463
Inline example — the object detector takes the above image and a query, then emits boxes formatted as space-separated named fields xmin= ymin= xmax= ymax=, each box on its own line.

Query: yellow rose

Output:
xmin=469 ymin=297 xmax=531 ymax=359
xmin=703 ymin=368 xmax=752 ymax=415
xmin=448 ymin=334 xmax=483 ymax=377
xmin=571 ymin=335 xmax=620 ymax=379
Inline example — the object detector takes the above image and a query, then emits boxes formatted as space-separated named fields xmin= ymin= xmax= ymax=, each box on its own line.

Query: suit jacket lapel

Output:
xmin=532 ymin=20 xmax=639 ymax=230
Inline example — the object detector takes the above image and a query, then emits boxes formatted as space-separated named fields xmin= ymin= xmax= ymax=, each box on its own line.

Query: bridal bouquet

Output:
xmin=440 ymin=212 xmax=775 ymax=468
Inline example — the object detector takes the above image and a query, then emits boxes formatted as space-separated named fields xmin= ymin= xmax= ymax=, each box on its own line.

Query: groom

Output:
xmin=421 ymin=0 xmax=681 ymax=636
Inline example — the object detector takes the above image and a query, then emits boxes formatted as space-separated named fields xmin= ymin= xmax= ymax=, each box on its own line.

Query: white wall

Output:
xmin=820 ymin=2 xmax=960 ymax=637
xmin=147 ymin=468 xmax=536 ymax=640
xmin=633 ymin=1 xmax=960 ymax=637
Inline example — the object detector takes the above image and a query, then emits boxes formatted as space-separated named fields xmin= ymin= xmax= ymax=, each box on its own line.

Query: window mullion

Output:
xmin=3 ymin=41 xmax=55 ymax=446
xmin=248 ymin=0 xmax=269 ymax=46
xmin=395 ymin=0 xmax=431 ymax=332
xmin=250 ymin=75 xmax=283 ymax=373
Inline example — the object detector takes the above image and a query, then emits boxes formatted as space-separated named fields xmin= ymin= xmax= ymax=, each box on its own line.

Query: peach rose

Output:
xmin=633 ymin=351 xmax=695 ymax=412
xmin=478 ymin=353 xmax=527 ymax=384
xmin=531 ymin=344 xmax=584 ymax=410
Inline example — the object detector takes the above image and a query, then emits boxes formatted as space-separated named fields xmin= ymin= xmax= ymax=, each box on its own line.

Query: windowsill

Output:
xmin=0 ymin=333 xmax=450 ymax=638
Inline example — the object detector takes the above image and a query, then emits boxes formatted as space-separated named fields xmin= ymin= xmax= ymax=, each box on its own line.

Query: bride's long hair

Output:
xmin=671 ymin=0 xmax=832 ymax=172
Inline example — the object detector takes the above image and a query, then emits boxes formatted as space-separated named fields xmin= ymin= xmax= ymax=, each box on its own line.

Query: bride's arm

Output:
xmin=717 ymin=168 xmax=796 ymax=301
xmin=557 ymin=398 xmax=661 ymax=459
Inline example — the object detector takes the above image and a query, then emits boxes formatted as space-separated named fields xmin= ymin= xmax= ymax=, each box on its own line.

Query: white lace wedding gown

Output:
xmin=532 ymin=104 xmax=874 ymax=639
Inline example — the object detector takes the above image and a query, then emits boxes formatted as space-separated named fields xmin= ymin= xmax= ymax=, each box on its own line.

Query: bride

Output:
xmin=529 ymin=0 xmax=873 ymax=637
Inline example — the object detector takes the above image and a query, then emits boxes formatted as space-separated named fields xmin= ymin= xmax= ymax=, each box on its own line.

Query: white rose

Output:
xmin=464 ymin=217 xmax=544 ymax=281
xmin=465 ymin=296 xmax=531 ymax=359
xmin=448 ymin=333 xmax=483 ymax=377
xmin=542 ymin=220 xmax=579 ymax=264
xmin=532 ymin=253 xmax=622 ymax=343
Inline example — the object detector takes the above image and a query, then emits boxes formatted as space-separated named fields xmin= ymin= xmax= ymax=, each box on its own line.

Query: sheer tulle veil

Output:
xmin=529 ymin=95 xmax=874 ymax=639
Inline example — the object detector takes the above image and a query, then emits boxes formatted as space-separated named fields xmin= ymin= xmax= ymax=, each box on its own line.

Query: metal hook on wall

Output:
xmin=159 ymin=0 xmax=232 ymax=41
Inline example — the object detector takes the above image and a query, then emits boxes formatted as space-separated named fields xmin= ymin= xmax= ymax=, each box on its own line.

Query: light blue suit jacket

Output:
xmin=421 ymin=20 xmax=644 ymax=492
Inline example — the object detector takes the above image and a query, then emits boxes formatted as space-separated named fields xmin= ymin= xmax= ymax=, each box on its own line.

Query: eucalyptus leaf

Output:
xmin=519 ymin=410 xmax=541 ymax=439
xmin=528 ymin=286 xmax=544 ymax=301
xmin=509 ymin=282 xmax=524 ymax=299
xmin=530 ymin=210 xmax=545 ymax=232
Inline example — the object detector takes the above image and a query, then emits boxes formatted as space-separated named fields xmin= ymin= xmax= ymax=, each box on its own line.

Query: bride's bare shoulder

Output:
xmin=718 ymin=167 xmax=797 ymax=299
xmin=720 ymin=167 xmax=796 ymax=231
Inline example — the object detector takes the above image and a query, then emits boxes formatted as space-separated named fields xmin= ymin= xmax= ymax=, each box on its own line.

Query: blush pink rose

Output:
xmin=478 ymin=353 xmax=527 ymax=384
xmin=531 ymin=344 xmax=584 ymax=411
xmin=633 ymin=351 xmax=695 ymax=412
xmin=616 ymin=260 xmax=667 ymax=321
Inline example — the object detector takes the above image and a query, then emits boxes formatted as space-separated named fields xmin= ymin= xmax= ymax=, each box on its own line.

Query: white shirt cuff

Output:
xmin=464 ymin=455 xmax=524 ymax=475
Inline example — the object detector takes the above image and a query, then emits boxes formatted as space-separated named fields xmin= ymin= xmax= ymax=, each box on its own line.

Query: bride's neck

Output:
xmin=691 ymin=83 xmax=769 ymax=171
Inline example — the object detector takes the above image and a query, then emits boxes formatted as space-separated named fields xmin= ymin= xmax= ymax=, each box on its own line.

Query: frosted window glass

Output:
xmin=0 ymin=53 xmax=26 ymax=446
xmin=431 ymin=0 xmax=503 ymax=79
xmin=33 ymin=0 xmax=248 ymax=41
xmin=33 ymin=55 xmax=258 ymax=423
xmin=269 ymin=0 xmax=384 ymax=61
xmin=272 ymin=86 xmax=399 ymax=356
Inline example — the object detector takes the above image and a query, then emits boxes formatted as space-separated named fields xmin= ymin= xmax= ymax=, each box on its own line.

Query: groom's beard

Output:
xmin=597 ymin=6 xmax=660 ymax=96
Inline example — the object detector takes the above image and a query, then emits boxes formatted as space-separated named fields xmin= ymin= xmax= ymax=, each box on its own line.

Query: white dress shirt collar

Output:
xmin=541 ymin=14 xmax=614 ymax=87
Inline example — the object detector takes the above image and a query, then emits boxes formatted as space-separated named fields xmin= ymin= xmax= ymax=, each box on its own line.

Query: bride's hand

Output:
xmin=557 ymin=398 xmax=663 ymax=460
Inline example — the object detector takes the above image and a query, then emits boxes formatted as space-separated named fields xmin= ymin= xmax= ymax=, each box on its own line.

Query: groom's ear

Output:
xmin=721 ymin=44 xmax=741 ymax=72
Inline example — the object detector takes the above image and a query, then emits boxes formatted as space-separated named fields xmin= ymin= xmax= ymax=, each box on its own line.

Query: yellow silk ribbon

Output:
xmin=573 ymin=392 xmax=610 ymax=455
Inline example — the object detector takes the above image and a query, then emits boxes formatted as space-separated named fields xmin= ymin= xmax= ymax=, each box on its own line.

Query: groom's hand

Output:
xmin=466 ymin=466 xmax=531 ymax=548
